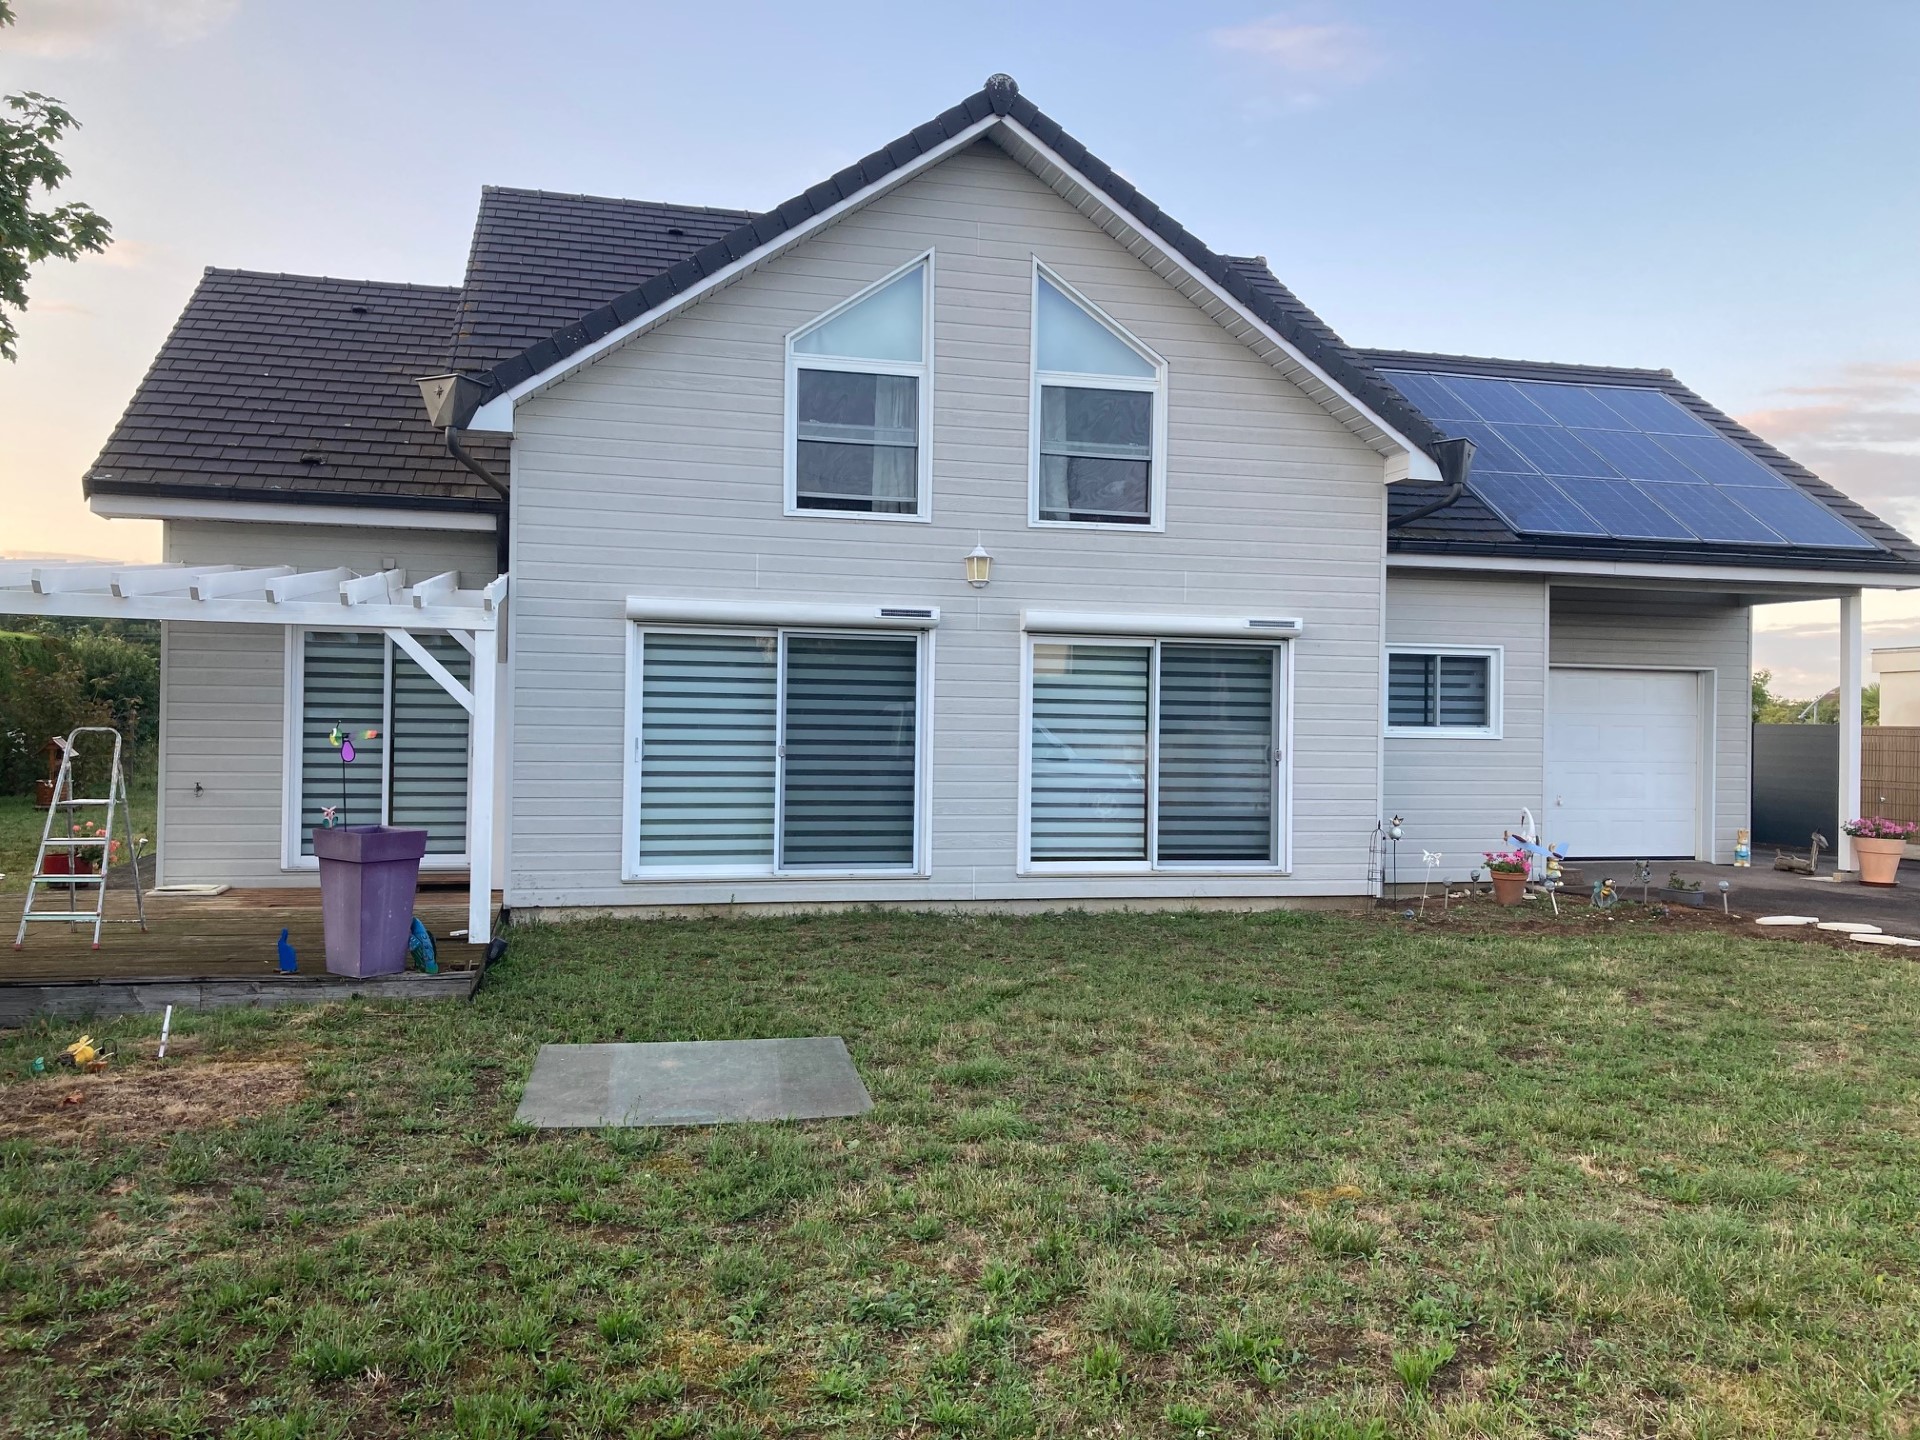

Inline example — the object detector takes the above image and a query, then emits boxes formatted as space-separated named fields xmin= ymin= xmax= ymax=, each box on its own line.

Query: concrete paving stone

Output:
xmin=515 ymin=1036 xmax=873 ymax=1129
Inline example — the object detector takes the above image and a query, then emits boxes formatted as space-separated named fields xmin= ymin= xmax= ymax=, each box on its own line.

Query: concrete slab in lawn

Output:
xmin=515 ymin=1037 xmax=873 ymax=1128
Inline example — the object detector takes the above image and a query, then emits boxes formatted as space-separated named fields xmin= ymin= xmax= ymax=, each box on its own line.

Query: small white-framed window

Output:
xmin=1029 ymin=261 xmax=1168 ymax=530
xmin=784 ymin=252 xmax=933 ymax=521
xmin=1384 ymin=646 xmax=1502 ymax=738
xmin=1019 ymin=636 xmax=1287 ymax=872
xmin=283 ymin=629 xmax=473 ymax=870
xmin=624 ymin=626 xmax=931 ymax=879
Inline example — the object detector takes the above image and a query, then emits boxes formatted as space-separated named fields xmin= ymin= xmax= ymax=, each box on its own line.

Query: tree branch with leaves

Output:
xmin=0 ymin=0 xmax=112 ymax=361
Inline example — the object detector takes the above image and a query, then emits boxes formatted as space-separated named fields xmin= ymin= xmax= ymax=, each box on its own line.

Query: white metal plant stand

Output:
xmin=14 ymin=727 xmax=147 ymax=950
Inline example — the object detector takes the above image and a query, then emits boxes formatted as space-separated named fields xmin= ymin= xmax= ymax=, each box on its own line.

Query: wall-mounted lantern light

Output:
xmin=964 ymin=543 xmax=993 ymax=588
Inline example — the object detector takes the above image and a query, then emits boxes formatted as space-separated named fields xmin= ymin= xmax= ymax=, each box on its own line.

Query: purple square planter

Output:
xmin=313 ymin=825 xmax=428 ymax=977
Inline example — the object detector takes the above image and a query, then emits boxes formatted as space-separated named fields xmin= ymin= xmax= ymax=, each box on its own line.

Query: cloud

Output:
xmin=1736 ymin=359 xmax=1920 ymax=537
xmin=1207 ymin=13 xmax=1384 ymax=109
xmin=6 ymin=0 xmax=239 ymax=57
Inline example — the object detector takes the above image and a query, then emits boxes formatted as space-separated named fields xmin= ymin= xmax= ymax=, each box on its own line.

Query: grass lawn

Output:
xmin=3 ymin=906 xmax=1919 ymax=1438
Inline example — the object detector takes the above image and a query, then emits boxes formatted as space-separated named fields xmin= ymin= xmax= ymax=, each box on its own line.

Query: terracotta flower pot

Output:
xmin=1853 ymin=835 xmax=1906 ymax=887
xmin=1489 ymin=870 xmax=1528 ymax=905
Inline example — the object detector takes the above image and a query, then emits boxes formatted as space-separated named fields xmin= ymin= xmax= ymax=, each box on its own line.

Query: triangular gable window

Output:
xmin=1031 ymin=264 xmax=1166 ymax=529
xmin=786 ymin=256 xmax=932 ymax=519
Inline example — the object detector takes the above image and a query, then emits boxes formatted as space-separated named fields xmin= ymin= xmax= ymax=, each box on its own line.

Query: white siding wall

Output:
xmin=1384 ymin=572 xmax=1547 ymax=880
xmin=1548 ymin=585 xmax=1753 ymax=862
xmin=506 ymin=141 xmax=1392 ymax=912
xmin=157 ymin=520 xmax=497 ymax=886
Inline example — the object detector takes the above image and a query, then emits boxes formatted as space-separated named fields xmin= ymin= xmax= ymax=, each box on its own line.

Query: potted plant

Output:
xmin=1483 ymin=847 xmax=1530 ymax=906
xmin=1844 ymin=817 xmax=1917 ymax=887
xmin=312 ymin=724 xmax=428 ymax=976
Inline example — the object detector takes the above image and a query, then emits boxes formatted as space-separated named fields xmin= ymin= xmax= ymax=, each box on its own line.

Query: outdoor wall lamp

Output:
xmin=964 ymin=543 xmax=993 ymax=588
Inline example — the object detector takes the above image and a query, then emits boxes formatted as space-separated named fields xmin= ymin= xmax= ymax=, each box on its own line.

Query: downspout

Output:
xmin=416 ymin=373 xmax=510 ymax=572
xmin=1388 ymin=436 xmax=1475 ymax=530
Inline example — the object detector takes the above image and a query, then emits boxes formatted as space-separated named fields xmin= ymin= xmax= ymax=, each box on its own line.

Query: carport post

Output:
xmin=1839 ymin=589 xmax=1864 ymax=873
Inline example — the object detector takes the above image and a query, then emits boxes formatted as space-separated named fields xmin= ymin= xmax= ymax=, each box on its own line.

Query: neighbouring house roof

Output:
xmin=1372 ymin=350 xmax=1920 ymax=576
xmin=85 ymin=269 xmax=507 ymax=513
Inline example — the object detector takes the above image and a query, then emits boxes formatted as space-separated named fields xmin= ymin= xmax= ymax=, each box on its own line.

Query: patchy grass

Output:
xmin=2 ymin=905 xmax=1919 ymax=1437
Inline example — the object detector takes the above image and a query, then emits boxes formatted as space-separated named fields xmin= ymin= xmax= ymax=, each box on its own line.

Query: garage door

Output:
xmin=1547 ymin=668 xmax=1700 ymax=859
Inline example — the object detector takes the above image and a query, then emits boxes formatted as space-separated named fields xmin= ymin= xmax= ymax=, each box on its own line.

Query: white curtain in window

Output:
xmin=1029 ymin=643 xmax=1150 ymax=862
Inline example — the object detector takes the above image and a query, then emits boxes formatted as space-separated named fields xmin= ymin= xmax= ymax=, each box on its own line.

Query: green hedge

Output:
xmin=0 ymin=624 xmax=158 ymax=794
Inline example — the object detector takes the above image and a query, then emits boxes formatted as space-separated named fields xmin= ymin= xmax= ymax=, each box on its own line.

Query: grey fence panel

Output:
xmin=1751 ymin=724 xmax=1837 ymax=849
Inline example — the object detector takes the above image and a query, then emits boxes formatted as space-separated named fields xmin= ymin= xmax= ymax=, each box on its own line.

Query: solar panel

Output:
xmin=1446 ymin=420 xmax=1538 ymax=475
xmin=1567 ymin=426 xmax=1688 ymax=481
xmin=1652 ymin=432 xmax=1789 ymax=489
xmin=1498 ymin=424 xmax=1620 ymax=478
xmin=1383 ymin=370 xmax=1476 ymax=422
xmin=1590 ymin=386 xmax=1716 ymax=436
xmin=1517 ymin=383 xmax=1631 ymax=429
xmin=1440 ymin=375 xmax=1554 ymax=425
xmin=1638 ymin=481 xmax=1783 ymax=544
xmin=1572 ymin=479 xmax=1698 ymax=540
xmin=1380 ymin=367 xmax=1882 ymax=553
xmin=1723 ymin=485 xmax=1877 ymax=550
xmin=1469 ymin=473 xmax=1607 ymax=536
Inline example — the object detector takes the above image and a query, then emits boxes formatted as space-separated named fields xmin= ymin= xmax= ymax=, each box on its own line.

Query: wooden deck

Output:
xmin=1 ymin=883 xmax=491 ymax=1023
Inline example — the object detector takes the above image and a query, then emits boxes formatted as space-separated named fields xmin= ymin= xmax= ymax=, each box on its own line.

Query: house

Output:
xmin=1873 ymin=647 xmax=1920 ymax=726
xmin=16 ymin=74 xmax=1919 ymax=927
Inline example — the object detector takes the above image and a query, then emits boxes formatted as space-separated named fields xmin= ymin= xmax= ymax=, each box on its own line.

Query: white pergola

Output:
xmin=0 ymin=561 xmax=505 ymax=945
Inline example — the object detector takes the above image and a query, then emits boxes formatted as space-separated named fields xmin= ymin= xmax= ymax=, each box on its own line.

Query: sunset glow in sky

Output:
xmin=2 ymin=1 xmax=1915 ymax=694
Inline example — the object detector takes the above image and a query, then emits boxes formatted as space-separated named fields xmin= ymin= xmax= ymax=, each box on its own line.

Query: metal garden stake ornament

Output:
xmin=322 ymin=722 xmax=379 ymax=827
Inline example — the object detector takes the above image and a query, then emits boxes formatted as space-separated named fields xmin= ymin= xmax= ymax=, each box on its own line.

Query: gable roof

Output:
xmin=450 ymin=188 xmax=753 ymax=371
xmin=85 ymin=269 xmax=505 ymax=512
xmin=1371 ymin=349 xmax=1920 ymax=576
xmin=459 ymin=75 xmax=1444 ymax=473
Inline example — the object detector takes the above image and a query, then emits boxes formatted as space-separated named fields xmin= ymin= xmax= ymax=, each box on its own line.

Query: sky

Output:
xmin=1 ymin=0 xmax=1916 ymax=695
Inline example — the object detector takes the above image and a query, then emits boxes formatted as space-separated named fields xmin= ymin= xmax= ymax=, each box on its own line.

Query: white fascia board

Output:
xmin=1023 ymin=608 xmax=1303 ymax=639
xmin=625 ymin=596 xmax=940 ymax=629
xmin=0 ymin=588 xmax=496 ymax=630
xmin=466 ymin=115 xmax=1004 ymax=435
xmin=1389 ymin=550 xmax=1920 ymax=590
xmin=89 ymin=492 xmax=497 ymax=532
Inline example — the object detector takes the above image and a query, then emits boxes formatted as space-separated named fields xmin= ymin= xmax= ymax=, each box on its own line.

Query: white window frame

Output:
xmin=622 ymin=624 xmax=934 ymax=882
xmin=783 ymin=250 xmax=935 ymax=523
xmin=1383 ymin=644 xmax=1504 ymax=740
xmin=280 ymin=627 xmax=474 ymax=872
xmin=1027 ymin=259 xmax=1169 ymax=533
xmin=1017 ymin=634 xmax=1292 ymax=875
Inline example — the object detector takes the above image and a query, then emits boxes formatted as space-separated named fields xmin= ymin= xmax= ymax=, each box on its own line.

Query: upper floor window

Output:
xmin=786 ymin=254 xmax=932 ymax=520
xmin=1030 ymin=263 xmax=1167 ymax=529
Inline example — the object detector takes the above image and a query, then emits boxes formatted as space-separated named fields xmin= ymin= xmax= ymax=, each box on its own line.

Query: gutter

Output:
xmin=1388 ymin=436 xmax=1475 ymax=530
xmin=418 ymin=372 xmax=510 ymax=572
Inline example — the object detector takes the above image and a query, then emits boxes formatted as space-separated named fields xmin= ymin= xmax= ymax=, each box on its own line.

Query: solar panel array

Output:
xmin=1381 ymin=370 xmax=1877 ymax=550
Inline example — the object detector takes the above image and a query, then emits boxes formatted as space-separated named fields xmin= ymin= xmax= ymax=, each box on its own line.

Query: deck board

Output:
xmin=3 ymin=885 xmax=485 ymax=983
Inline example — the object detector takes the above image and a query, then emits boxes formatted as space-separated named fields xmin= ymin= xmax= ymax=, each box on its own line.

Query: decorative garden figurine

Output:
xmin=1591 ymin=878 xmax=1618 ymax=909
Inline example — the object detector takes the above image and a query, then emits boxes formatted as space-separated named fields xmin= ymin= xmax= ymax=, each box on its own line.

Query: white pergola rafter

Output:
xmin=0 ymin=561 xmax=505 ymax=944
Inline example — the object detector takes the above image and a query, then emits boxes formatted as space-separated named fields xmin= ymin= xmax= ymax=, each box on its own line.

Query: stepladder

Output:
xmin=14 ymin=727 xmax=147 ymax=950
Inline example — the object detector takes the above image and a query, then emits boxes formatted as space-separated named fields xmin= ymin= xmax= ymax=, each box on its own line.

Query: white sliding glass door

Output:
xmin=631 ymin=628 xmax=926 ymax=878
xmin=293 ymin=630 xmax=472 ymax=863
xmin=1026 ymin=638 xmax=1283 ymax=871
